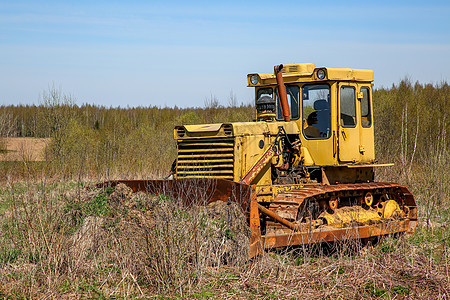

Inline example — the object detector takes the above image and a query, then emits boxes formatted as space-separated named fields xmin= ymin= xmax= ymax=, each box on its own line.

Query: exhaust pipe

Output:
xmin=274 ymin=64 xmax=290 ymax=122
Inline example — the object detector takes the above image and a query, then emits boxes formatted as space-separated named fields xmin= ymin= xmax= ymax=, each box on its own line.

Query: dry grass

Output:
xmin=0 ymin=80 xmax=447 ymax=298
xmin=0 ymin=181 xmax=251 ymax=298
xmin=0 ymin=180 xmax=448 ymax=299
xmin=0 ymin=138 xmax=49 ymax=162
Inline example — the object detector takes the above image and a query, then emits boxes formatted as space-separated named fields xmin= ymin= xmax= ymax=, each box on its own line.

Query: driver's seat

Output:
xmin=313 ymin=99 xmax=330 ymax=137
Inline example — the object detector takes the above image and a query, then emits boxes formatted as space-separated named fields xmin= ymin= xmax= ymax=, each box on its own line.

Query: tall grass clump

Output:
xmin=0 ymin=181 xmax=250 ymax=297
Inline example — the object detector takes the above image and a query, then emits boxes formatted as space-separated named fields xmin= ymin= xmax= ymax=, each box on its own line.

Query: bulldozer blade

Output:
xmin=95 ymin=180 xmax=416 ymax=260
xmin=97 ymin=178 xmax=264 ymax=259
xmin=96 ymin=178 xmax=252 ymax=212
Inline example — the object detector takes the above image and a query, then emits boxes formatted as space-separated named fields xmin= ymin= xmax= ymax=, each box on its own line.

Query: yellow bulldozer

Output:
xmin=99 ymin=63 xmax=417 ymax=258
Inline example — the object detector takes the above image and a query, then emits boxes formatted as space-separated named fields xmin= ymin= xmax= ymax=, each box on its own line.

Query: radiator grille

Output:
xmin=176 ymin=137 xmax=234 ymax=179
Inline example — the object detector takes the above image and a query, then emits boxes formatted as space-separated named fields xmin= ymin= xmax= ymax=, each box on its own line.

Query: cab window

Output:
xmin=340 ymin=86 xmax=357 ymax=127
xmin=360 ymin=87 xmax=372 ymax=127
xmin=257 ymin=88 xmax=273 ymax=100
xmin=302 ymin=84 xmax=331 ymax=139
xmin=275 ymin=85 xmax=300 ymax=120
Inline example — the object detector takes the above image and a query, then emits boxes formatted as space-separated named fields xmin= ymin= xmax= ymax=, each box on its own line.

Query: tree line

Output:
xmin=0 ymin=80 xmax=448 ymax=188
xmin=0 ymin=90 xmax=254 ymax=178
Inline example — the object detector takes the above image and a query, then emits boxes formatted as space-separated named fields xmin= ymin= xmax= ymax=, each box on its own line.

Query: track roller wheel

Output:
xmin=383 ymin=200 xmax=403 ymax=218
xmin=364 ymin=192 xmax=373 ymax=206
xmin=328 ymin=197 xmax=338 ymax=211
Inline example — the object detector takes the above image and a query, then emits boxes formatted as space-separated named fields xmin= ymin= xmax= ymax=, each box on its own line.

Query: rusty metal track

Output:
xmin=262 ymin=219 xmax=411 ymax=249
xmin=264 ymin=182 xmax=417 ymax=236
xmin=274 ymin=182 xmax=409 ymax=205
xmin=246 ymin=182 xmax=419 ymax=257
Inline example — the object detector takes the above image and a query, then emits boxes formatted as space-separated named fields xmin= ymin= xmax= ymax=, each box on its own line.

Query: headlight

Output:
xmin=250 ymin=74 xmax=259 ymax=85
xmin=317 ymin=69 xmax=326 ymax=80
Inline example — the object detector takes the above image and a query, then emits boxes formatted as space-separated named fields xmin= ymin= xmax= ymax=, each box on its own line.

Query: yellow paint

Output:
xmin=174 ymin=63 xmax=379 ymax=189
xmin=184 ymin=123 xmax=222 ymax=132
xmin=248 ymin=63 xmax=373 ymax=87
xmin=319 ymin=207 xmax=381 ymax=228
xmin=364 ymin=192 xmax=373 ymax=206
xmin=300 ymin=146 xmax=314 ymax=165
xmin=255 ymin=183 xmax=305 ymax=202
xmin=383 ymin=200 xmax=403 ymax=219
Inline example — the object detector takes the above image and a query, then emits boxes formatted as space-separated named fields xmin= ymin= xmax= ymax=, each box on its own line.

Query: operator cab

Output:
xmin=247 ymin=63 xmax=375 ymax=167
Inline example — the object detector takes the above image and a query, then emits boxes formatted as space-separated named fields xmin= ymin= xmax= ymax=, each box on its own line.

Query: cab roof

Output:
xmin=247 ymin=63 xmax=373 ymax=87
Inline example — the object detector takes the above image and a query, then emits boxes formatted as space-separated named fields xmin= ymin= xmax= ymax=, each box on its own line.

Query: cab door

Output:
xmin=338 ymin=83 xmax=360 ymax=162
xmin=358 ymin=84 xmax=375 ymax=163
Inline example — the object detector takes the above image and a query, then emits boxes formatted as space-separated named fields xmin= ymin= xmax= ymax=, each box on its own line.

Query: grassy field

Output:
xmin=0 ymin=138 xmax=50 ymax=181
xmin=0 ymin=179 xmax=448 ymax=299
xmin=0 ymin=138 xmax=49 ymax=162
xmin=0 ymin=80 xmax=448 ymax=298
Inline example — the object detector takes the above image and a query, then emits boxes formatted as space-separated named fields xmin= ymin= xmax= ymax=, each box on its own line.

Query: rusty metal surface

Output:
xmin=263 ymin=219 xmax=410 ymax=249
xmin=96 ymin=178 xmax=252 ymax=212
xmin=274 ymin=64 xmax=290 ymax=122
xmin=257 ymin=203 xmax=299 ymax=231
xmin=240 ymin=145 xmax=276 ymax=185
xmin=265 ymin=182 xmax=417 ymax=239
xmin=271 ymin=182 xmax=417 ymax=218
xmin=274 ymin=182 xmax=412 ymax=203
xmin=249 ymin=186 xmax=263 ymax=259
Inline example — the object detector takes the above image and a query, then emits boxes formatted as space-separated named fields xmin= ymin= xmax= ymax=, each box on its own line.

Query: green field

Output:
xmin=0 ymin=180 xmax=448 ymax=298
xmin=0 ymin=80 xmax=448 ymax=298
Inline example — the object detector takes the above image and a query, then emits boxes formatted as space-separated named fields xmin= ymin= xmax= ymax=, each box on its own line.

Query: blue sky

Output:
xmin=1 ymin=0 xmax=449 ymax=108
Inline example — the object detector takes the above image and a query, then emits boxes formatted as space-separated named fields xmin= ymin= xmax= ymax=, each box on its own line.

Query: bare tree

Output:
xmin=40 ymin=85 xmax=76 ymax=170
xmin=400 ymin=103 xmax=419 ymax=183
xmin=0 ymin=111 xmax=17 ymax=152
xmin=204 ymin=93 xmax=220 ymax=108
xmin=228 ymin=90 xmax=237 ymax=107
xmin=0 ymin=111 xmax=17 ymax=137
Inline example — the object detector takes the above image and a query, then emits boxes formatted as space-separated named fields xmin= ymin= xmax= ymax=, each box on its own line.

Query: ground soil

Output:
xmin=0 ymin=138 xmax=49 ymax=161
